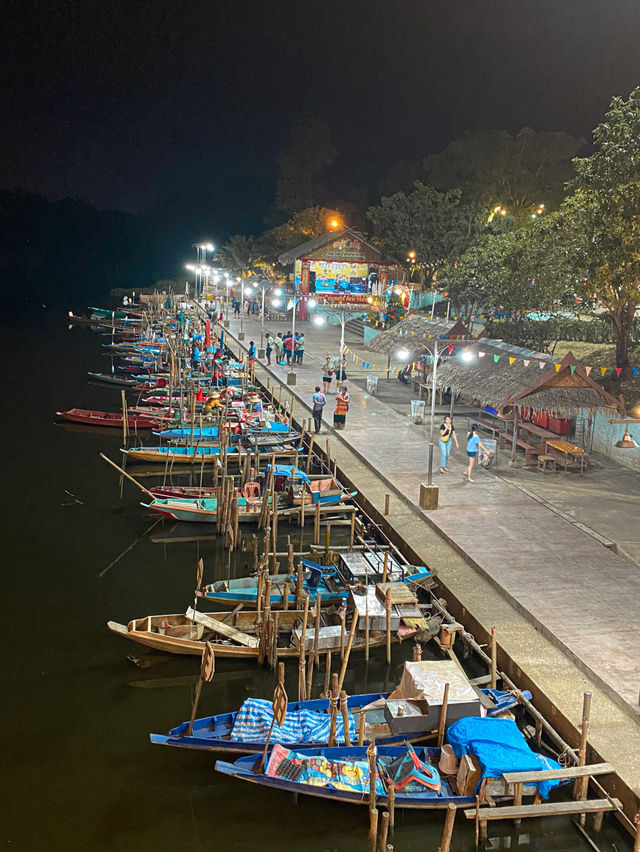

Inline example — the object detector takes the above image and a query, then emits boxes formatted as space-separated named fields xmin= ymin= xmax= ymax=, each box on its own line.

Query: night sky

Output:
xmin=4 ymin=0 xmax=640 ymax=235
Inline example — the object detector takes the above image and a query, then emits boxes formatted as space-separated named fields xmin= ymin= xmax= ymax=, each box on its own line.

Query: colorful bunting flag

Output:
xmin=478 ymin=351 xmax=485 ymax=357
xmin=539 ymin=362 xmax=545 ymax=369
xmin=448 ymin=345 xmax=454 ymax=354
xmin=493 ymin=355 xmax=500 ymax=362
xmin=616 ymin=367 xmax=622 ymax=377
xmin=600 ymin=367 xmax=607 ymax=376
xmin=585 ymin=366 xmax=592 ymax=376
xmin=554 ymin=364 xmax=561 ymax=372
xmin=570 ymin=365 xmax=576 ymax=375
xmin=633 ymin=368 xmax=638 ymax=377
xmin=509 ymin=357 xmax=515 ymax=365
xmin=523 ymin=359 xmax=530 ymax=367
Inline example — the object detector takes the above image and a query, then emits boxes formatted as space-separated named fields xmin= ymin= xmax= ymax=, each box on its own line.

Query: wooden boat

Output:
xmin=107 ymin=608 xmax=388 ymax=659
xmin=156 ymin=422 xmax=292 ymax=439
xmin=88 ymin=371 xmax=139 ymax=387
xmin=149 ymin=485 xmax=218 ymax=500
xmin=140 ymin=492 xmax=275 ymax=524
xmin=121 ymin=441 xmax=299 ymax=464
xmin=150 ymin=687 xmax=530 ymax=753
xmin=215 ymin=716 xmax=565 ymax=809
xmin=200 ymin=558 xmax=435 ymax=608
xmin=56 ymin=408 xmax=171 ymax=429
xmin=215 ymin=744 xmax=471 ymax=809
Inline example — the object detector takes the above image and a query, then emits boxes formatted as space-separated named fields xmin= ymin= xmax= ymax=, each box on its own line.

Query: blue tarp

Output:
xmin=447 ymin=717 xmax=563 ymax=799
xmin=231 ymin=698 xmax=356 ymax=745
xmin=266 ymin=465 xmax=310 ymax=483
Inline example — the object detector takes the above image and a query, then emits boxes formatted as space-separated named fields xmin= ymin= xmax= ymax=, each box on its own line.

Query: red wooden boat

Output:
xmin=56 ymin=408 xmax=172 ymax=429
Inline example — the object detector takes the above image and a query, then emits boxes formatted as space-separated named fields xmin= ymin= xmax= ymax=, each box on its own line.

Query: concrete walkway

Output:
xmin=227 ymin=315 xmax=640 ymax=724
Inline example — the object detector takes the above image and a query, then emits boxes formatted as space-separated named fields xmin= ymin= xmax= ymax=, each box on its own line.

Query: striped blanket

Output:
xmin=231 ymin=698 xmax=356 ymax=745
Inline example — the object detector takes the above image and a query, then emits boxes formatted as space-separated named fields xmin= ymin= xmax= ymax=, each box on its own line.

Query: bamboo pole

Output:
xmin=490 ymin=626 xmax=497 ymax=689
xmin=338 ymin=613 xmax=359 ymax=692
xmin=382 ymin=551 xmax=389 ymax=583
xmin=314 ymin=501 xmax=321 ymax=544
xmin=325 ymin=438 xmax=330 ymax=471
xmin=328 ymin=673 xmax=339 ymax=746
xmin=575 ymin=691 xmax=592 ymax=825
xmin=99 ymin=453 xmax=155 ymax=498
xmin=324 ymin=522 xmax=331 ymax=561
xmin=322 ymin=650 xmax=331 ymax=698
xmin=385 ymin=594 xmax=392 ymax=665
xmin=349 ymin=512 xmax=356 ymax=549
xmin=298 ymin=593 xmax=309 ymax=701
xmin=340 ymin=690 xmax=351 ymax=746
xmin=121 ymin=389 xmax=128 ymax=444
xmin=367 ymin=741 xmax=377 ymax=812
xmin=339 ymin=607 xmax=346 ymax=661
xmin=358 ymin=711 xmax=366 ymax=746
xmin=306 ymin=650 xmax=315 ymax=698
xmin=313 ymin=592 xmax=321 ymax=662
xmin=387 ymin=786 xmax=395 ymax=835
xmin=437 ymin=682 xmax=450 ymax=748
xmin=306 ymin=434 xmax=315 ymax=474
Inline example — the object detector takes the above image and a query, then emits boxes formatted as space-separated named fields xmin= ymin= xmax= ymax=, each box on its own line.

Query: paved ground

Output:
xmin=227 ymin=314 xmax=640 ymax=723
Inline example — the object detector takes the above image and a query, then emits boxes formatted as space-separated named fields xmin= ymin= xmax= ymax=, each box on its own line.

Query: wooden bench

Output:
xmin=498 ymin=431 xmax=540 ymax=465
xmin=502 ymin=762 xmax=614 ymax=784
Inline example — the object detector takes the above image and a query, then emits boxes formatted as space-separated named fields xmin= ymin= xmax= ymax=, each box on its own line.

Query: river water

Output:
xmin=1 ymin=311 xmax=629 ymax=851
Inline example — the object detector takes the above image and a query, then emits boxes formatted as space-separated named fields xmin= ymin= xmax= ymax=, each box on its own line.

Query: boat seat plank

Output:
xmin=502 ymin=763 xmax=614 ymax=784
xmin=186 ymin=607 xmax=259 ymax=647
xmin=463 ymin=797 xmax=621 ymax=821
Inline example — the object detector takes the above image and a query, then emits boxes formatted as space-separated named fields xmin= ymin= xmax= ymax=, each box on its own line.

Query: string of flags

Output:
xmin=343 ymin=343 xmax=639 ymax=378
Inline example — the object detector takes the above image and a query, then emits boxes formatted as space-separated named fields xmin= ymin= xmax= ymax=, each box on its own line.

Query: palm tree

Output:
xmin=218 ymin=235 xmax=262 ymax=277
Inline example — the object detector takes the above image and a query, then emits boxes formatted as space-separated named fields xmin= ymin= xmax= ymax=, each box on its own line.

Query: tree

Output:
xmin=424 ymin=129 xmax=583 ymax=223
xmin=274 ymin=118 xmax=337 ymax=214
xmin=259 ymin=206 xmax=341 ymax=262
xmin=367 ymin=183 xmax=483 ymax=285
xmin=561 ymin=87 xmax=640 ymax=368
xmin=438 ymin=215 xmax=575 ymax=324
xmin=218 ymin=235 xmax=263 ymax=276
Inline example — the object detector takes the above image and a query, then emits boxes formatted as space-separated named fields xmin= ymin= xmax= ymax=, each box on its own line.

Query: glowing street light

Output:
xmin=397 ymin=348 xmax=410 ymax=361
xmin=460 ymin=349 xmax=474 ymax=362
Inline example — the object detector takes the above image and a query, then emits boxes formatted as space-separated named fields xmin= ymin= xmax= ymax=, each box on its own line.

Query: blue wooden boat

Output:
xmin=150 ymin=687 xmax=531 ymax=753
xmin=200 ymin=557 xmax=435 ymax=608
xmin=88 ymin=371 xmax=138 ymax=387
xmin=156 ymin=422 xmax=292 ymax=439
xmin=215 ymin=744 xmax=471 ymax=809
xmin=121 ymin=440 xmax=298 ymax=464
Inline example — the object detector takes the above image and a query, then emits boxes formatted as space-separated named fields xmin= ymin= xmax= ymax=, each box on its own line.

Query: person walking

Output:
xmin=233 ymin=298 xmax=240 ymax=317
xmin=333 ymin=385 xmax=350 ymax=429
xmin=335 ymin=358 xmax=347 ymax=391
xmin=322 ymin=356 xmax=334 ymax=393
xmin=265 ymin=333 xmax=273 ymax=366
xmin=311 ymin=386 xmax=327 ymax=433
xmin=295 ymin=333 xmax=305 ymax=364
xmin=439 ymin=415 xmax=459 ymax=473
xmin=463 ymin=425 xmax=489 ymax=482
xmin=247 ymin=340 xmax=257 ymax=364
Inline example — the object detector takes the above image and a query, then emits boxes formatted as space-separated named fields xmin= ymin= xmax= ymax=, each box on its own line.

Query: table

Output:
xmin=545 ymin=439 xmax=588 ymax=473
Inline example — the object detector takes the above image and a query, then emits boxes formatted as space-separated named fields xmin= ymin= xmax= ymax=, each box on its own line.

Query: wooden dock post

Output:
xmin=384 ymin=493 xmax=390 ymax=515
xmin=306 ymin=650 xmax=315 ymax=698
xmin=325 ymin=438 xmax=330 ymax=471
xmin=314 ymin=502 xmax=321 ymax=545
xmin=340 ymin=690 xmax=351 ymax=746
xmin=413 ymin=642 xmax=422 ymax=661
xmin=437 ymin=682 xmax=450 ymax=748
xmin=387 ymin=786 xmax=395 ymax=835
xmin=368 ymin=808 xmax=378 ymax=852
xmin=306 ymin=434 xmax=315 ymax=474
xmin=349 ymin=511 xmax=356 ymax=549
xmin=440 ymin=802 xmax=457 ymax=852
xmin=490 ymin=627 xmax=497 ymax=689
xmin=382 ymin=551 xmax=388 ymax=583
xmin=378 ymin=811 xmax=390 ymax=852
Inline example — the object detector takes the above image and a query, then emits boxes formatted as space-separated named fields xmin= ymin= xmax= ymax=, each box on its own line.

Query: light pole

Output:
xmin=239 ymin=277 xmax=245 ymax=337
xmin=192 ymin=243 xmax=214 ymax=299
xmin=397 ymin=340 xmax=440 ymax=485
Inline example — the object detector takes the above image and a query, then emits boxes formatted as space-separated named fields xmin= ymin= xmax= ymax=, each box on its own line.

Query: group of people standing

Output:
xmin=311 ymin=384 xmax=350 ymax=433
xmin=264 ymin=332 xmax=304 ymax=366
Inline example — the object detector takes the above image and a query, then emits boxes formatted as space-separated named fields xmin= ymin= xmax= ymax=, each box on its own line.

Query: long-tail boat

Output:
xmin=56 ymin=408 xmax=172 ymax=429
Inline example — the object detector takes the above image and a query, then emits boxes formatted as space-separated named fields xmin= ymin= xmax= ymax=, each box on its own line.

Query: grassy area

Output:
xmin=552 ymin=340 xmax=640 ymax=413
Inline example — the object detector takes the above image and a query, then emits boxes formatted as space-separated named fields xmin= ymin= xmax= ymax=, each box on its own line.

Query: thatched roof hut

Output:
xmin=368 ymin=316 xmax=472 ymax=359
xmin=435 ymin=339 xmax=620 ymax=417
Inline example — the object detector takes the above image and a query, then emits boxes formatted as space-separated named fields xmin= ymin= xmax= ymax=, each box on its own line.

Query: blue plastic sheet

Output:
xmin=231 ymin=698 xmax=355 ymax=745
xmin=447 ymin=717 xmax=563 ymax=799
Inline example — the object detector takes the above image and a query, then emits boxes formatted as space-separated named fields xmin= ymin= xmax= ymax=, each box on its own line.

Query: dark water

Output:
xmin=1 ymin=312 xmax=629 ymax=851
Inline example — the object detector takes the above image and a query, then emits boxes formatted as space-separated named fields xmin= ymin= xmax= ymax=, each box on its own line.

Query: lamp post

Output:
xmin=192 ymin=243 xmax=214 ymax=299
xmin=239 ymin=277 xmax=245 ymax=337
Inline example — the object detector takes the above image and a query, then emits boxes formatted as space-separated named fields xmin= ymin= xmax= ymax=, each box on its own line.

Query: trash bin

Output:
xmin=479 ymin=438 xmax=497 ymax=470
xmin=410 ymin=399 xmax=426 ymax=424
xmin=366 ymin=375 xmax=379 ymax=395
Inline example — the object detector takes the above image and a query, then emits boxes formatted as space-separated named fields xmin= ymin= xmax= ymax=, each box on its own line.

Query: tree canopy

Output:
xmin=274 ymin=118 xmax=337 ymax=214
